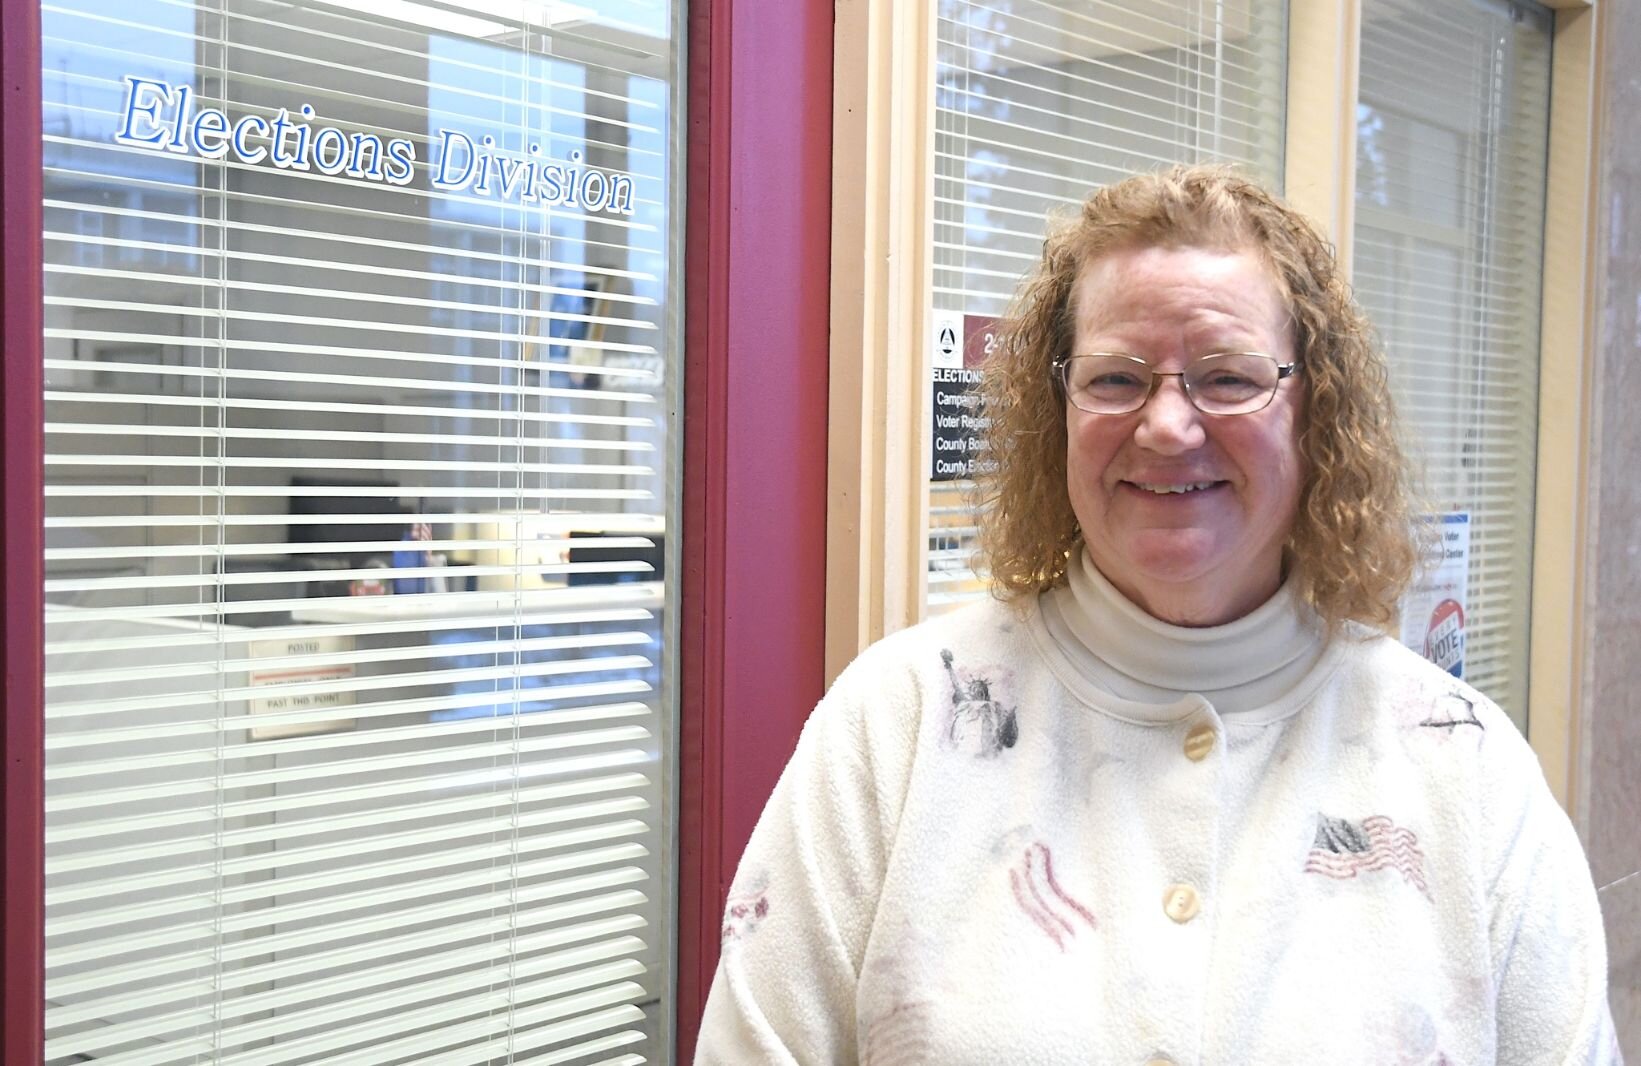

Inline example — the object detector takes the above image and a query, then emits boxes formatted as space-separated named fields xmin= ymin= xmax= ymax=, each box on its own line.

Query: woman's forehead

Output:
xmin=1070 ymin=245 xmax=1289 ymax=342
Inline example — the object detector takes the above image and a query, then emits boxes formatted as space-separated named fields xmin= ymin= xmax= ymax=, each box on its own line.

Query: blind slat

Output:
xmin=46 ymin=845 xmax=649 ymax=980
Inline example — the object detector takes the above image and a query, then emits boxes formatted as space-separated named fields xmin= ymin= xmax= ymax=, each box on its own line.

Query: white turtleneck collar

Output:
xmin=1034 ymin=547 xmax=1328 ymax=718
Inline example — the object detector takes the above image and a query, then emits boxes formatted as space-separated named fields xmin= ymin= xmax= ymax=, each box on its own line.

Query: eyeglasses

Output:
xmin=1052 ymin=352 xmax=1299 ymax=416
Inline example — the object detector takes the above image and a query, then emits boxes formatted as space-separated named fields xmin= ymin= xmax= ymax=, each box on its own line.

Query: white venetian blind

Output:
xmin=1353 ymin=0 xmax=1552 ymax=728
xmin=929 ymin=0 xmax=1289 ymax=613
xmin=41 ymin=0 xmax=679 ymax=1062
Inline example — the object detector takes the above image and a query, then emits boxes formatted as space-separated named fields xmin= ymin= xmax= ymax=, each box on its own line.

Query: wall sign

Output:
xmin=1400 ymin=511 xmax=1470 ymax=678
xmin=248 ymin=634 xmax=358 ymax=740
xmin=930 ymin=311 xmax=994 ymax=482
xmin=114 ymin=76 xmax=638 ymax=214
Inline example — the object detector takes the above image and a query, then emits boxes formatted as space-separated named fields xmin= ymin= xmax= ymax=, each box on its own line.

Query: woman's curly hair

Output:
xmin=975 ymin=164 xmax=1421 ymax=633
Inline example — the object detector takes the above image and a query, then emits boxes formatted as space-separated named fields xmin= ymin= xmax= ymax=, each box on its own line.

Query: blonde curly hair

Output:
xmin=975 ymin=164 xmax=1420 ymax=633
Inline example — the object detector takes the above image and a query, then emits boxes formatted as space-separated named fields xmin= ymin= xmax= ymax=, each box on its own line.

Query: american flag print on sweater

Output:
xmin=1305 ymin=814 xmax=1431 ymax=899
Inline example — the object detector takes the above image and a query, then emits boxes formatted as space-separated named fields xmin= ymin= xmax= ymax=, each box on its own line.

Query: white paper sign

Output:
xmin=1399 ymin=512 xmax=1470 ymax=678
xmin=930 ymin=310 xmax=964 ymax=370
xmin=249 ymin=634 xmax=358 ymax=740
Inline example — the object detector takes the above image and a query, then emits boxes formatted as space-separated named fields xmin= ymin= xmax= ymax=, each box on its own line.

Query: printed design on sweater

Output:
xmin=939 ymin=649 xmax=1019 ymax=757
xmin=720 ymin=873 xmax=770 ymax=947
xmin=1007 ymin=841 xmax=1097 ymax=950
xmin=1304 ymin=814 xmax=1431 ymax=899
xmin=1392 ymin=677 xmax=1485 ymax=747
xmin=1418 ymin=690 xmax=1484 ymax=735
xmin=861 ymin=1001 xmax=936 ymax=1066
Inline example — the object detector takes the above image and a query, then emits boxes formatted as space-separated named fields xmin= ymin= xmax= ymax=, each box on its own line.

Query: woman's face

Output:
xmin=1064 ymin=244 xmax=1304 ymax=626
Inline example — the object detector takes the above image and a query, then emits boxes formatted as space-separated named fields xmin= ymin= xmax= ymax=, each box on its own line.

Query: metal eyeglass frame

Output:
xmin=1050 ymin=352 xmax=1301 ymax=416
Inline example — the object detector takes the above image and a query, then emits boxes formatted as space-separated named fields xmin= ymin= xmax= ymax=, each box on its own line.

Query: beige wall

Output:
xmin=1585 ymin=0 xmax=1641 ymax=1050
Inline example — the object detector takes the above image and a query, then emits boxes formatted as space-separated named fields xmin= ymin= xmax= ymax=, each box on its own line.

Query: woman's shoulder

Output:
xmin=1332 ymin=626 xmax=1551 ymax=805
xmin=1335 ymin=627 xmax=1514 ymax=730
xmin=834 ymin=594 xmax=1038 ymax=693
xmin=1319 ymin=630 xmax=1589 ymax=909
xmin=789 ymin=597 xmax=1039 ymax=797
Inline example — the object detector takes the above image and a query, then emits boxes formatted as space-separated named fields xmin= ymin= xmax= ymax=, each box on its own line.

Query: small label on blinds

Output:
xmin=1399 ymin=512 xmax=1470 ymax=679
xmin=248 ymin=634 xmax=358 ymax=740
xmin=930 ymin=314 xmax=995 ymax=482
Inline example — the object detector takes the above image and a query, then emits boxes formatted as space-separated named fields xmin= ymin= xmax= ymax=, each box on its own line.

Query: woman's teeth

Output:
xmin=1133 ymin=481 xmax=1217 ymax=494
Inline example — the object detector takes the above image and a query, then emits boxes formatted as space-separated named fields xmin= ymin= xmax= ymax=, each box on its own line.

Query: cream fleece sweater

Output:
xmin=696 ymin=553 xmax=1621 ymax=1065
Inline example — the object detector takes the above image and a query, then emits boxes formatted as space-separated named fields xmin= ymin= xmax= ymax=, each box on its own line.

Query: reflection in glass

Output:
xmin=42 ymin=0 xmax=680 ymax=1060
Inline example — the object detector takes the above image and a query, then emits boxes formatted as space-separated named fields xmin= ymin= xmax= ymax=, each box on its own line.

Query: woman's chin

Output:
xmin=1117 ymin=531 xmax=1228 ymax=582
xmin=1091 ymin=537 xmax=1262 ymax=622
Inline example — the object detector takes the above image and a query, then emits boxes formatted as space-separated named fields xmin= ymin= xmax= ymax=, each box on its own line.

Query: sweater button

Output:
xmin=1163 ymin=884 xmax=1201 ymax=923
xmin=1183 ymin=722 xmax=1216 ymax=761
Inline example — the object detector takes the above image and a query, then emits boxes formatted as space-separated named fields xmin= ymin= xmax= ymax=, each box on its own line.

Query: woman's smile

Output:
xmin=1118 ymin=479 xmax=1228 ymax=497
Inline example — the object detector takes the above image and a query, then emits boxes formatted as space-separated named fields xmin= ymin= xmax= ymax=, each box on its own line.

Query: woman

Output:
xmin=695 ymin=167 xmax=1619 ymax=1064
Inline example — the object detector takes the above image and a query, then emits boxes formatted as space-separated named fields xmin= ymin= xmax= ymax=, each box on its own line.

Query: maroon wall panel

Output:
xmin=677 ymin=0 xmax=833 ymax=1056
xmin=1 ymin=0 xmax=45 ymax=1057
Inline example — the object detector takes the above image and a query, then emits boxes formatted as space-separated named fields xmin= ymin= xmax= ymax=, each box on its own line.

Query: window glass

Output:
xmin=1354 ymin=0 xmax=1553 ymax=728
xmin=929 ymin=0 xmax=1289 ymax=612
xmin=41 ymin=0 xmax=680 ymax=1060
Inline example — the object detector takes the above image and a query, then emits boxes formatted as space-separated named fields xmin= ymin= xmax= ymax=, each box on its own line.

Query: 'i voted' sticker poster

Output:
xmin=1400 ymin=512 xmax=1470 ymax=679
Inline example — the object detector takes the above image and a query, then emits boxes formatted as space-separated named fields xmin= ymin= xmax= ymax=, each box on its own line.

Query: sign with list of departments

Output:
xmin=930 ymin=311 xmax=996 ymax=482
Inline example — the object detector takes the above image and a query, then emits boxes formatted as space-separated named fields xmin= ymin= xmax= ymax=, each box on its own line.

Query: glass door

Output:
xmin=40 ymin=0 xmax=683 ymax=1060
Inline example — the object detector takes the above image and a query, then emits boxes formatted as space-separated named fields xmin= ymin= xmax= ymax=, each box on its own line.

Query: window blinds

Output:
xmin=41 ymin=0 xmax=679 ymax=1062
xmin=1353 ymin=0 xmax=1551 ymax=727
xmin=929 ymin=0 xmax=1289 ymax=612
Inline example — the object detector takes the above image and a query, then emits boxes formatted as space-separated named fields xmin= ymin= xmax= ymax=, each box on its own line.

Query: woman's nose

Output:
xmin=1133 ymin=376 xmax=1207 ymax=454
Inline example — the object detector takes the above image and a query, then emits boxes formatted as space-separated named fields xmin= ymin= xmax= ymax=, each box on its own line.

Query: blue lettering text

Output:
xmin=433 ymin=129 xmax=475 ymax=189
xmin=231 ymin=114 xmax=268 ymax=163
xmin=384 ymin=138 xmax=416 ymax=185
xmin=189 ymin=107 xmax=230 ymax=158
xmin=115 ymin=76 xmax=174 ymax=147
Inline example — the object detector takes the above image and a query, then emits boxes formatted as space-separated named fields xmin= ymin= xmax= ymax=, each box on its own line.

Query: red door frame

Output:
xmin=0 ymin=0 xmax=831 ymax=1057
xmin=1 ymin=0 xmax=45 ymax=1055
xmin=677 ymin=0 xmax=833 ymax=1058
